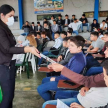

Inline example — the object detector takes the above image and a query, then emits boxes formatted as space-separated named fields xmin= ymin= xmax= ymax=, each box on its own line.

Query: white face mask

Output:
xmin=6 ymin=16 xmax=14 ymax=26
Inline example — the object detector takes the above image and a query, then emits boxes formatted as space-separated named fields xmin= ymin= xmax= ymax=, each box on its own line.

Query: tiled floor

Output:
xmin=13 ymin=70 xmax=46 ymax=108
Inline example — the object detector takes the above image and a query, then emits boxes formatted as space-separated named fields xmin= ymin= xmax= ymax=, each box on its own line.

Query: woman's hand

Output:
xmin=48 ymin=63 xmax=64 ymax=72
xmin=24 ymin=46 xmax=41 ymax=58
xmin=80 ymin=87 xmax=89 ymax=96
xmin=70 ymin=103 xmax=84 ymax=108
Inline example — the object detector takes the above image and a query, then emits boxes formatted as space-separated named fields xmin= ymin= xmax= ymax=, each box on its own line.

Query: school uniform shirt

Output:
xmin=53 ymin=37 xmax=62 ymax=49
xmin=91 ymin=38 xmax=105 ymax=52
xmin=68 ymin=22 xmax=78 ymax=31
xmin=79 ymin=17 xmax=88 ymax=23
xmin=51 ymin=24 xmax=59 ymax=33
xmin=57 ymin=19 xmax=63 ymax=26
xmin=55 ymin=52 xmax=86 ymax=82
xmin=63 ymin=19 xmax=70 ymax=25
xmin=77 ymin=87 xmax=108 ymax=108
xmin=100 ymin=23 xmax=107 ymax=29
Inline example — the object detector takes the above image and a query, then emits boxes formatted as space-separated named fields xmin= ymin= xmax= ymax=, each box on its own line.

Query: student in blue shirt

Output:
xmin=37 ymin=36 xmax=86 ymax=101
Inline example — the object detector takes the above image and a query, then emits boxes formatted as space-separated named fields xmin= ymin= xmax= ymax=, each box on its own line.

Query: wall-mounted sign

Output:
xmin=34 ymin=0 xmax=64 ymax=14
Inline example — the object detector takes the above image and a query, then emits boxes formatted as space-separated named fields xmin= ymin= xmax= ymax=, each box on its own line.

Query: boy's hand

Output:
xmin=57 ymin=55 xmax=62 ymax=62
xmin=80 ymin=87 xmax=89 ymax=96
xmin=49 ymin=63 xmax=64 ymax=72
xmin=70 ymin=103 xmax=84 ymax=108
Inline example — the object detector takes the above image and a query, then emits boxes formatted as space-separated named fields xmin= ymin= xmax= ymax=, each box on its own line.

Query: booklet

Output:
xmin=40 ymin=53 xmax=56 ymax=64
xmin=57 ymin=99 xmax=69 ymax=108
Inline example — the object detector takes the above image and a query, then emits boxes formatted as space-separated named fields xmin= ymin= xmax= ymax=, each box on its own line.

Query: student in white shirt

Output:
xmin=100 ymin=20 xmax=107 ymax=31
xmin=51 ymin=20 xmax=59 ymax=40
xmin=68 ymin=19 xmax=79 ymax=35
xmin=49 ymin=15 xmax=55 ymax=26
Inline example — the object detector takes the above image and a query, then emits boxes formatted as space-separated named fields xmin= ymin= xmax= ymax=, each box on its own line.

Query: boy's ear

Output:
xmin=78 ymin=46 xmax=82 ymax=50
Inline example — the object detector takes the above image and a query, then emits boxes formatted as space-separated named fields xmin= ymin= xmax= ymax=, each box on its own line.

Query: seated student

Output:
xmin=43 ymin=60 xmax=108 ymax=108
xmin=71 ymin=14 xmax=76 ymax=23
xmin=30 ymin=22 xmax=36 ymax=32
xmin=57 ymin=15 xmax=63 ymax=32
xmin=57 ymin=37 xmax=74 ymax=65
xmin=42 ymin=21 xmax=52 ymax=40
xmin=99 ymin=30 xmax=104 ymax=39
xmin=43 ymin=18 xmax=51 ymax=27
xmin=49 ymin=15 xmax=55 ymax=26
xmin=35 ymin=22 xmax=43 ymax=33
xmin=63 ymin=14 xmax=70 ymax=31
xmin=68 ymin=18 xmax=79 ymax=35
xmin=80 ymin=14 xmax=89 ymax=32
xmin=67 ymin=30 xmax=72 ymax=37
xmin=86 ymin=31 xmax=104 ymax=69
xmin=87 ymin=31 xmax=104 ymax=53
xmin=36 ymin=32 xmax=43 ymax=44
xmin=38 ymin=32 xmax=62 ymax=66
xmin=60 ymin=31 xmax=67 ymax=39
xmin=106 ymin=19 xmax=108 ymax=31
xmin=100 ymin=20 xmax=107 ymax=31
xmin=91 ymin=19 xmax=100 ymax=32
xmin=22 ymin=21 xmax=30 ymax=29
xmin=40 ymin=31 xmax=49 ymax=51
xmin=37 ymin=36 xmax=86 ymax=101
xmin=51 ymin=20 xmax=59 ymax=40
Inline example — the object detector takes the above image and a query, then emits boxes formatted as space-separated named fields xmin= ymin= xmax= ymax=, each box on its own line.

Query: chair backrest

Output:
xmin=24 ymin=28 xmax=30 ymax=33
xmin=45 ymin=41 xmax=55 ymax=48
xmin=37 ymin=44 xmax=43 ymax=52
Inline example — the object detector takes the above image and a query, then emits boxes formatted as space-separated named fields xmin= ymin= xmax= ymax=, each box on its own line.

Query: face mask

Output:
xmin=6 ymin=16 xmax=14 ymax=26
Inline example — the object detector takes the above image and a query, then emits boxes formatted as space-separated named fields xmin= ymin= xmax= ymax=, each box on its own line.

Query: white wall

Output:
xmin=0 ymin=0 xmax=108 ymax=30
xmin=0 ymin=0 xmax=19 ymax=29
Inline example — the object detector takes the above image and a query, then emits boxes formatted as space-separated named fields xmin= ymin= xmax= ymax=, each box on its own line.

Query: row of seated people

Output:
xmin=22 ymin=14 xmax=108 ymax=38
xmin=36 ymin=31 xmax=108 ymax=108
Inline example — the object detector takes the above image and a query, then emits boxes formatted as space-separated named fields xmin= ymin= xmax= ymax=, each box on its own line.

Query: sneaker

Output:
xmin=87 ymin=30 xmax=89 ymax=32
xmin=82 ymin=30 xmax=83 ymax=32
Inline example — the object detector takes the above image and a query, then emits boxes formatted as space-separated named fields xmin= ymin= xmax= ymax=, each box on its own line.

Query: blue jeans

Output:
xmin=86 ymin=55 xmax=100 ymax=69
xmin=42 ymin=97 xmax=80 ymax=108
xmin=86 ymin=66 xmax=103 ymax=76
xmin=55 ymin=90 xmax=79 ymax=99
xmin=80 ymin=23 xmax=89 ymax=31
xmin=73 ymin=30 xmax=79 ymax=35
xmin=38 ymin=51 xmax=49 ymax=66
xmin=52 ymin=32 xmax=55 ymax=40
xmin=37 ymin=77 xmax=63 ymax=101
xmin=59 ymin=26 xmax=62 ymax=32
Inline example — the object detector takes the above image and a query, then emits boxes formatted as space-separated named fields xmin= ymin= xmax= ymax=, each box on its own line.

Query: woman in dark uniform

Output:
xmin=0 ymin=4 xmax=40 ymax=108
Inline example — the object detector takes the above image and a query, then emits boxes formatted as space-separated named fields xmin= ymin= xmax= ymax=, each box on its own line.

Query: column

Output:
xmin=94 ymin=0 xmax=99 ymax=21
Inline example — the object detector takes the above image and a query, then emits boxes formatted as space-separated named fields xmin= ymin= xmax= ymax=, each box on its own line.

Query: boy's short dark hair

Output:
xmin=41 ymin=31 xmax=47 ymax=36
xmin=58 ymin=15 xmax=62 ymax=17
xmin=63 ymin=37 xmax=71 ymax=41
xmin=82 ymin=14 xmax=85 ymax=17
xmin=72 ymin=14 xmax=75 ymax=17
xmin=43 ymin=21 xmax=48 ymax=24
xmin=31 ymin=22 xmax=34 ymax=24
xmin=74 ymin=18 xmax=77 ymax=21
xmin=101 ymin=60 xmax=108 ymax=75
xmin=102 ymin=20 xmax=106 ymax=22
xmin=36 ymin=32 xmax=41 ymax=36
xmin=91 ymin=31 xmax=99 ymax=37
xmin=68 ymin=28 xmax=73 ymax=33
xmin=65 ymin=14 xmax=68 ymax=17
xmin=70 ymin=36 xmax=85 ymax=48
xmin=44 ymin=18 xmax=47 ymax=20
xmin=54 ymin=31 xmax=60 ymax=35
xmin=61 ymin=31 xmax=67 ymax=36
xmin=53 ymin=20 xmax=56 ymax=22
xmin=67 ymin=30 xmax=72 ymax=35
xmin=99 ymin=30 xmax=103 ymax=35
xmin=104 ymin=32 xmax=108 ymax=36
xmin=37 ymin=22 xmax=40 ymax=24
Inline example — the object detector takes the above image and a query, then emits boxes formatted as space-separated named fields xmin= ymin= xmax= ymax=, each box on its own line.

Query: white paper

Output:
xmin=57 ymin=99 xmax=69 ymax=108
xmin=40 ymin=53 xmax=56 ymax=64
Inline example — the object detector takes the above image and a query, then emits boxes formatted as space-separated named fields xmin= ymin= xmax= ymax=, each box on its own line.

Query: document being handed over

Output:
xmin=57 ymin=99 xmax=69 ymax=108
